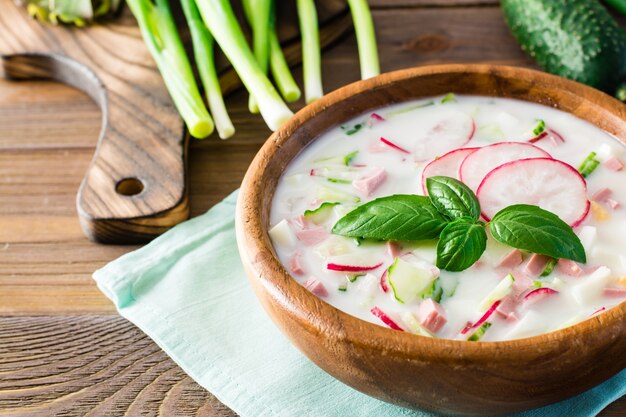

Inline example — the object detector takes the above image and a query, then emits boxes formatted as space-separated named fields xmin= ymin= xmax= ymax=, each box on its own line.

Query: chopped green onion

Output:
xmin=195 ymin=0 xmax=293 ymax=130
xmin=533 ymin=280 xmax=543 ymax=288
xmin=328 ymin=178 xmax=352 ymax=184
xmin=343 ymin=150 xmax=359 ymax=166
xmin=385 ymin=101 xmax=434 ymax=118
xmin=242 ymin=0 xmax=271 ymax=114
xmin=338 ymin=283 xmax=348 ymax=292
xmin=441 ymin=93 xmax=457 ymax=104
xmin=533 ymin=119 xmax=546 ymax=136
xmin=297 ymin=0 xmax=323 ymax=103
xmin=347 ymin=274 xmax=364 ymax=283
xmin=468 ymin=322 xmax=491 ymax=341
xmin=347 ymin=0 xmax=380 ymax=79
xmin=578 ymin=152 xmax=601 ymax=177
xmin=181 ymin=0 xmax=234 ymax=139
xmin=127 ymin=0 xmax=214 ymax=138
xmin=540 ymin=257 xmax=558 ymax=277
xmin=341 ymin=122 xmax=364 ymax=135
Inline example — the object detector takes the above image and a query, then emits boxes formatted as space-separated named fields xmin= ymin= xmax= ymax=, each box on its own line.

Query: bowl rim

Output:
xmin=236 ymin=63 xmax=626 ymax=360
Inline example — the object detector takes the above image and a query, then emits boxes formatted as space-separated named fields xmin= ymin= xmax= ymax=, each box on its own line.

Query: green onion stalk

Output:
xmin=296 ymin=0 xmax=323 ymax=103
xmin=242 ymin=0 xmax=272 ymax=114
xmin=347 ymin=0 xmax=380 ymax=79
xmin=195 ymin=0 xmax=293 ymax=131
xmin=268 ymin=10 xmax=302 ymax=103
xmin=126 ymin=0 xmax=214 ymax=138
xmin=181 ymin=0 xmax=234 ymax=139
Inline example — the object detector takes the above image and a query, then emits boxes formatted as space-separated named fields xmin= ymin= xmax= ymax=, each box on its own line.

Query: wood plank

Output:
xmin=0 ymin=315 xmax=623 ymax=417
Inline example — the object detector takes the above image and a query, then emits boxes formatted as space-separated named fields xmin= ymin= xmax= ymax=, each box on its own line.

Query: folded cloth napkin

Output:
xmin=94 ymin=190 xmax=625 ymax=417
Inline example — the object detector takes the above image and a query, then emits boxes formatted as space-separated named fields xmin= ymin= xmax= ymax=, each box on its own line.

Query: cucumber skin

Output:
xmin=502 ymin=0 xmax=626 ymax=96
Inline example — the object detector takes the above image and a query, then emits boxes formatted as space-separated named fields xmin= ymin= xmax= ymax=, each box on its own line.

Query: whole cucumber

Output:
xmin=502 ymin=0 xmax=626 ymax=99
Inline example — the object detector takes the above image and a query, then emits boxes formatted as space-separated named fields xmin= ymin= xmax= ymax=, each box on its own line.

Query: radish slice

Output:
xmin=421 ymin=147 xmax=477 ymax=194
xmin=460 ymin=300 xmax=501 ymax=335
xmin=380 ymin=269 xmax=390 ymax=293
xmin=523 ymin=287 xmax=559 ymax=305
xmin=414 ymin=111 xmax=475 ymax=162
xmin=327 ymin=262 xmax=383 ymax=272
xmin=380 ymin=137 xmax=410 ymax=154
xmin=459 ymin=142 xmax=552 ymax=192
xmin=477 ymin=158 xmax=590 ymax=226
xmin=371 ymin=307 xmax=404 ymax=331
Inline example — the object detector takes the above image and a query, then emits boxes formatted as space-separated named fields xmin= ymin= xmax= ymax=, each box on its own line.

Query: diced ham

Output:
xmin=352 ymin=167 xmax=387 ymax=196
xmin=511 ymin=273 xmax=533 ymax=298
xmin=496 ymin=295 xmax=518 ymax=319
xmin=291 ymin=214 xmax=310 ymax=229
xmin=303 ymin=278 xmax=328 ymax=297
xmin=603 ymin=287 xmax=626 ymax=297
xmin=604 ymin=157 xmax=624 ymax=171
xmin=592 ymin=188 xmax=613 ymax=203
xmin=497 ymin=249 xmax=523 ymax=269
xmin=417 ymin=299 xmax=447 ymax=333
xmin=386 ymin=241 xmax=402 ymax=258
xmin=523 ymin=254 xmax=550 ymax=277
xmin=607 ymin=198 xmax=621 ymax=209
xmin=295 ymin=227 xmax=328 ymax=246
xmin=289 ymin=252 xmax=305 ymax=275
xmin=556 ymin=259 xmax=583 ymax=277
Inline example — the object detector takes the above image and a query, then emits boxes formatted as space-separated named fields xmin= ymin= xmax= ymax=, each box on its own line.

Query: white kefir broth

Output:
xmin=269 ymin=95 xmax=626 ymax=341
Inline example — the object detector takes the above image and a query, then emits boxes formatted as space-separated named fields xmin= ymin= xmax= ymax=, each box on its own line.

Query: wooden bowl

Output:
xmin=235 ymin=64 xmax=626 ymax=416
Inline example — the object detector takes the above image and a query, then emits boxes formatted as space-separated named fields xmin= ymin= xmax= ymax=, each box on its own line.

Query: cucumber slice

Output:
xmin=387 ymin=257 xmax=436 ymax=304
xmin=401 ymin=312 xmax=434 ymax=337
xmin=478 ymin=273 xmax=514 ymax=312
xmin=304 ymin=202 xmax=340 ymax=224
xmin=316 ymin=186 xmax=360 ymax=203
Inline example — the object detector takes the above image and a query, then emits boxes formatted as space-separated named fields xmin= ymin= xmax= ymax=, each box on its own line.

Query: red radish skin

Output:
xmin=380 ymin=269 xmax=389 ymax=293
xmin=459 ymin=142 xmax=552 ymax=192
xmin=523 ymin=287 xmax=559 ymax=306
xmin=327 ymin=262 xmax=383 ymax=272
xmin=371 ymin=307 xmax=404 ymax=331
xmin=590 ymin=307 xmax=606 ymax=317
xmin=421 ymin=147 xmax=477 ymax=194
xmin=477 ymin=158 xmax=590 ymax=227
xmin=414 ymin=111 xmax=475 ymax=162
xmin=460 ymin=300 xmax=501 ymax=335
xmin=528 ymin=129 xmax=565 ymax=145
xmin=380 ymin=137 xmax=410 ymax=154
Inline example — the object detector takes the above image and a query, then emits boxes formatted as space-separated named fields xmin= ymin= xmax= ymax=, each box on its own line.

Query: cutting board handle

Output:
xmin=2 ymin=53 xmax=189 ymax=244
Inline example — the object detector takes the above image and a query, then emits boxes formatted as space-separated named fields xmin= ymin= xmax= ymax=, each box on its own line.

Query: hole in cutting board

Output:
xmin=116 ymin=178 xmax=144 ymax=196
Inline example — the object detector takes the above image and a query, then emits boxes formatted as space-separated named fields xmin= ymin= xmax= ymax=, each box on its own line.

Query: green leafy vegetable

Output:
xmin=489 ymin=204 xmax=586 ymax=263
xmin=578 ymin=151 xmax=601 ymax=177
xmin=331 ymin=195 xmax=448 ymax=241
xmin=533 ymin=119 xmax=546 ymax=136
xmin=340 ymin=123 xmax=364 ymax=135
xmin=426 ymin=176 xmax=481 ymax=221
xmin=436 ymin=219 xmax=487 ymax=272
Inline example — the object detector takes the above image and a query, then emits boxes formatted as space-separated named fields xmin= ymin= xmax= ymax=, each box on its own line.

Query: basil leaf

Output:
xmin=436 ymin=219 xmax=487 ymax=272
xmin=426 ymin=176 xmax=481 ymax=220
xmin=331 ymin=195 xmax=448 ymax=241
xmin=489 ymin=204 xmax=586 ymax=263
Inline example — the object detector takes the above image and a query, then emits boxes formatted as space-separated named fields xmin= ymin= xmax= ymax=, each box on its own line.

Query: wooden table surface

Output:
xmin=0 ymin=1 xmax=624 ymax=415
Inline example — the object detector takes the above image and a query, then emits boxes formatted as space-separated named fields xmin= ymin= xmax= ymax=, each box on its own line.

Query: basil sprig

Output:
xmin=426 ymin=176 xmax=481 ymax=220
xmin=331 ymin=175 xmax=586 ymax=272
xmin=331 ymin=195 xmax=448 ymax=241
xmin=490 ymin=205 xmax=586 ymax=263
xmin=437 ymin=219 xmax=488 ymax=272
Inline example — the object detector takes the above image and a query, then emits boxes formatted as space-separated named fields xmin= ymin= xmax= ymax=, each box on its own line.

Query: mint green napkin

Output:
xmin=94 ymin=190 xmax=625 ymax=417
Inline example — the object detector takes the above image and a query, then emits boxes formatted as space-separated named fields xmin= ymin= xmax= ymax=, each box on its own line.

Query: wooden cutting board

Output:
xmin=0 ymin=1 xmax=351 ymax=244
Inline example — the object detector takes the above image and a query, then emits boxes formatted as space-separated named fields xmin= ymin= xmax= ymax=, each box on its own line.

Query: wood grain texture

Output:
xmin=1 ymin=0 xmax=624 ymax=415
xmin=0 ymin=0 xmax=351 ymax=244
